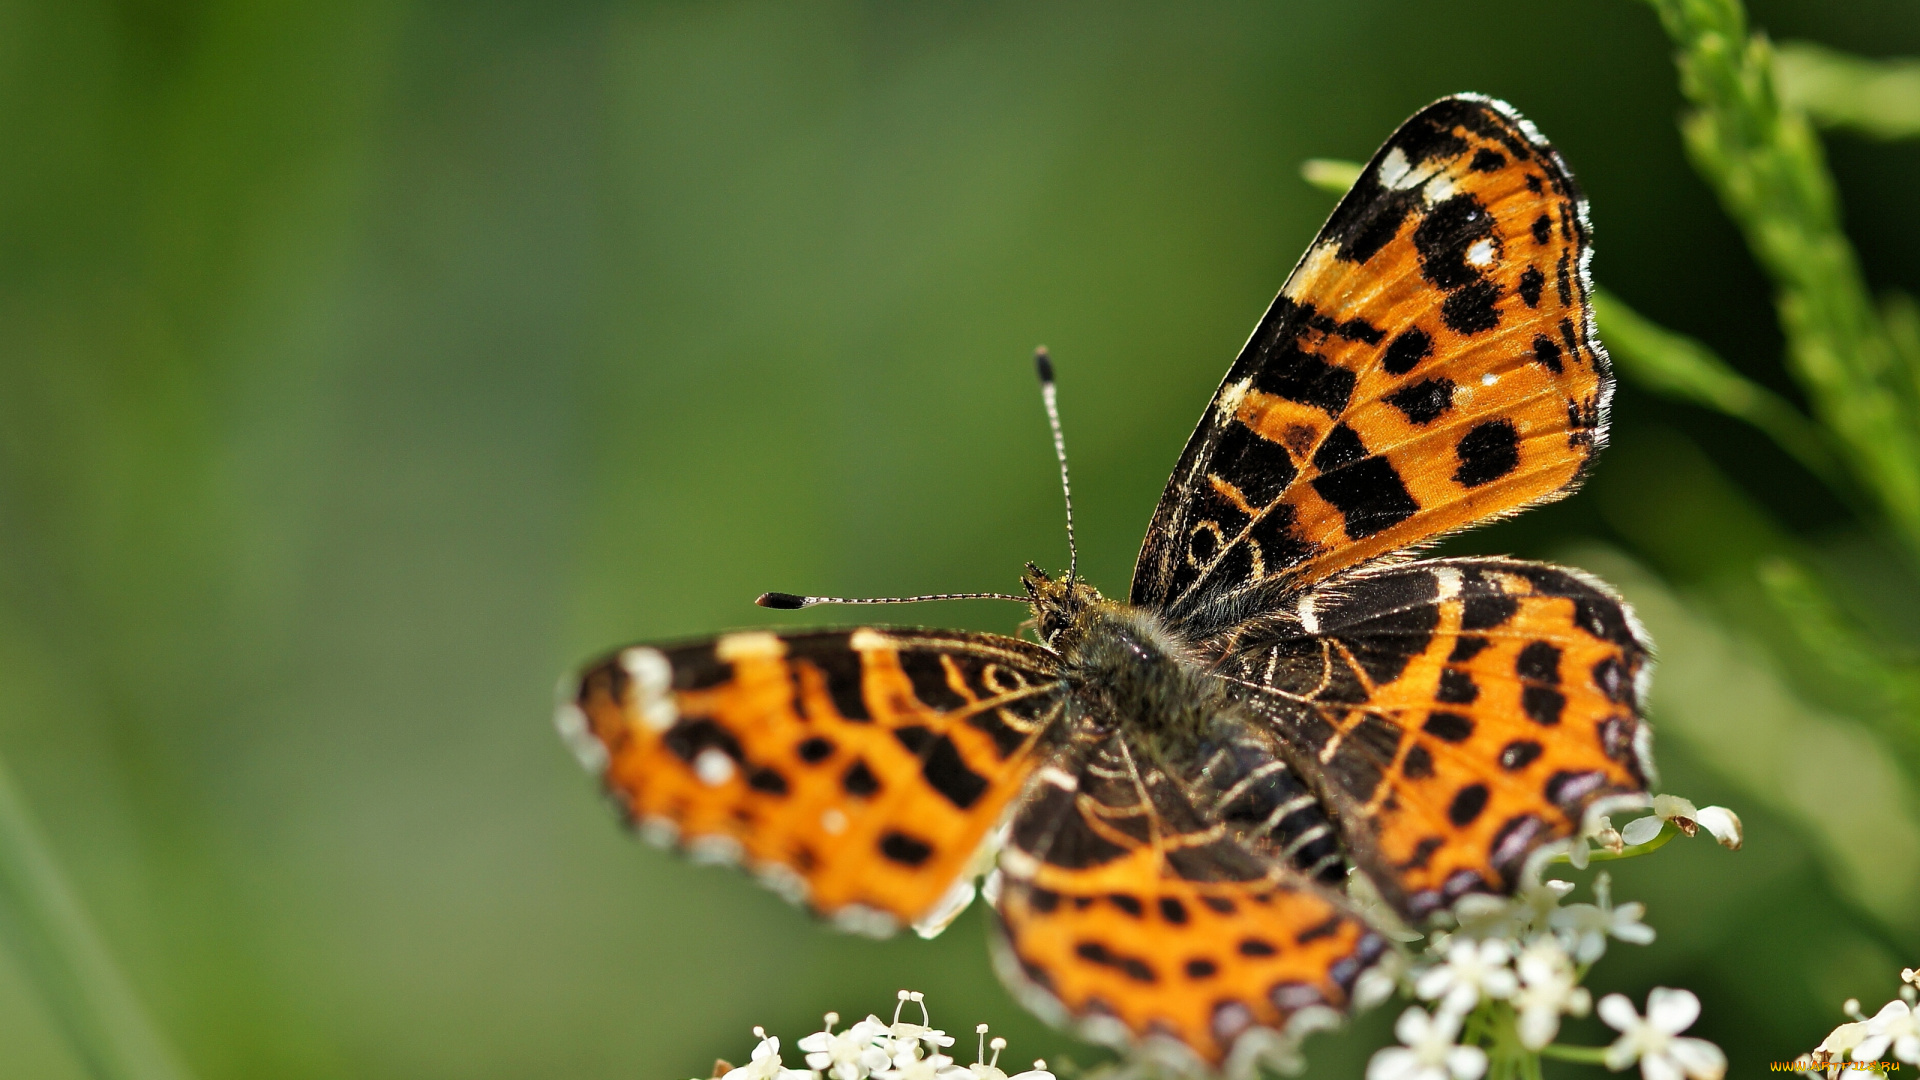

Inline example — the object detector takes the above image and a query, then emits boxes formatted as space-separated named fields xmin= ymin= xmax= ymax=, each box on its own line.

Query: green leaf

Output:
xmin=1594 ymin=287 xmax=1840 ymax=480
xmin=1775 ymin=40 xmax=1920 ymax=140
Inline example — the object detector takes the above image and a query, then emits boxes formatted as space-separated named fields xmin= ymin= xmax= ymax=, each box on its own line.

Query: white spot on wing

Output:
xmin=552 ymin=702 xmax=607 ymax=773
xmin=849 ymin=628 xmax=892 ymax=653
xmin=693 ymin=748 xmax=736 ymax=786
xmin=1425 ymin=172 xmax=1458 ymax=203
xmin=715 ymin=631 xmax=785 ymax=661
xmin=1433 ymin=565 xmax=1464 ymax=602
xmin=1466 ymin=238 xmax=1496 ymax=267
xmin=832 ymin=903 xmax=900 ymax=939
xmin=1215 ymin=377 xmax=1253 ymax=423
xmin=1481 ymin=372 xmax=1499 ymax=387
xmin=1297 ymin=594 xmax=1320 ymax=635
xmin=1378 ymin=147 xmax=1413 ymax=190
xmin=621 ymin=646 xmax=678 ymax=731
xmin=687 ymin=834 xmax=743 ymax=866
xmin=1035 ymin=765 xmax=1079 ymax=791
xmin=754 ymin=861 xmax=810 ymax=905
xmin=820 ymin=808 xmax=849 ymax=835
xmin=638 ymin=816 xmax=679 ymax=849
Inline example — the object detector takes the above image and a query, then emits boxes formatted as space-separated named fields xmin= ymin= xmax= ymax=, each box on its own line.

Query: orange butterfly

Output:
xmin=557 ymin=95 xmax=1652 ymax=1072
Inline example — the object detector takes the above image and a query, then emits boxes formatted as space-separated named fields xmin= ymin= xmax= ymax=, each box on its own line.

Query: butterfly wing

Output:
xmin=992 ymin=729 xmax=1388 ymax=1069
xmin=1209 ymin=557 xmax=1652 ymax=919
xmin=560 ymin=627 xmax=1065 ymax=935
xmin=1131 ymin=95 xmax=1608 ymax=619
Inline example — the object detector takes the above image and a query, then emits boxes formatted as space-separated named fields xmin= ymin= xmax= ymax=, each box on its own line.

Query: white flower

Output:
xmin=1366 ymin=1006 xmax=1488 ymax=1080
xmin=1511 ymin=938 xmax=1592 ymax=1050
xmin=962 ymin=1028 xmax=1052 ymax=1080
xmin=730 ymin=1030 xmax=819 ymax=1080
xmin=1855 ymin=999 xmax=1920 ymax=1065
xmin=881 ymin=992 xmax=954 ymax=1056
xmin=799 ymin=1013 xmax=893 ymax=1080
xmin=1416 ymin=938 xmax=1517 ymax=1014
xmin=1620 ymin=795 xmax=1742 ymax=850
xmin=1599 ymin=988 xmax=1727 ymax=1080
xmin=1514 ymin=877 xmax=1576 ymax=938
xmin=876 ymin=1053 xmax=966 ymax=1080
xmin=1551 ymin=871 xmax=1654 ymax=964
xmin=1354 ymin=947 xmax=1409 ymax=1011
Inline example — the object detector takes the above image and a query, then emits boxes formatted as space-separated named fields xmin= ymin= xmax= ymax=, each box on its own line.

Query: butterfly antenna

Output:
xmin=756 ymin=590 xmax=1025 ymax=609
xmin=1034 ymin=347 xmax=1079 ymax=583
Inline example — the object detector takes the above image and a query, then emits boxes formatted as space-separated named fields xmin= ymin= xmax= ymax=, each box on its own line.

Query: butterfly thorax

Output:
xmin=1024 ymin=565 xmax=1234 ymax=761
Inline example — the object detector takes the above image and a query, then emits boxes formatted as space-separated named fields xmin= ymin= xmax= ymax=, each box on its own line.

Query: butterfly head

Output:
xmin=1021 ymin=562 xmax=1105 ymax=648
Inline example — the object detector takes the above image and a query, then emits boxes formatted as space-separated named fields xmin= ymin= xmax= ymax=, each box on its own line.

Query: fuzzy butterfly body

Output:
xmin=558 ymin=95 xmax=1653 ymax=1072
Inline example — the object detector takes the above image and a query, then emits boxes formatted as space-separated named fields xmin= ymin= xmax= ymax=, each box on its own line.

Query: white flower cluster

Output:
xmin=1796 ymin=969 xmax=1920 ymax=1078
xmin=1364 ymin=790 xmax=1738 ymax=1080
xmin=695 ymin=991 xmax=1054 ymax=1080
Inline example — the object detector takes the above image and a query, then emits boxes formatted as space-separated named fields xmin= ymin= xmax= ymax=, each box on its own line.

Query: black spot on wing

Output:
xmin=841 ymin=758 xmax=882 ymax=797
xmin=1251 ymin=336 xmax=1358 ymax=418
xmin=1312 ymin=424 xmax=1368 ymax=472
xmin=1437 ymin=668 xmax=1478 ymax=704
xmin=1448 ymin=635 xmax=1491 ymax=661
xmin=920 ymin=735 xmax=989 ymax=809
xmin=1532 ymin=334 xmax=1564 ymax=374
xmin=1532 ymin=214 xmax=1552 ymax=244
xmin=1500 ymin=739 xmax=1543 ymax=771
xmin=1212 ymin=420 xmax=1299 ymax=507
xmin=900 ymin=652 xmax=967 ymax=711
xmin=1448 ymin=783 xmax=1490 ymax=826
xmin=967 ymin=708 xmax=1029 ymax=759
xmin=1471 ymin=147 xmax=1507 ymax=171
xmin=1523 ymin=685 xmax=1566 ymax=726
xmin=663 ymin=719 xmax=745 ymax=765
xmin=1413 ymin=193 xmax=1497 ymax=290
xmin=1385 ymin=378 xmax=1455 ymax=425
xmin=1518 ymin=265 xmax=1545 ymax=308
xmin=1517 ymin=641 xmax=1563 ymax=684
xmin=1442 ymin=280 xmax=1503 ymax=334
xmin=1454 ymin=420 xmax=1521 ymax=487
xmin=1382 ymin=328 xmax=1433 ymax=375
xmin=1422 ymin=711 xmax=1474 ymax=743
xmin=1312 ymin=456 xmax=1420 ymax=539
xmin=797 ymin=736 xmax=836 ymax=763
xmin=879 ymin=831 xmax=934 ymax=866
xmin=1402 ymin=743 xmax=1435 ymax=779
xmin=789 ymin=638 xmax=871 ymax=720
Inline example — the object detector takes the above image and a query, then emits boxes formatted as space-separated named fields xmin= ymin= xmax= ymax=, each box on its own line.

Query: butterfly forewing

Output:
xmin=1132 ymin=96 xmax=1608 ymax=619
xmin=561 ymin=627 xmax=1064 ymax=933
xmin=1209 ymin=558 xmax=1652 ymax=918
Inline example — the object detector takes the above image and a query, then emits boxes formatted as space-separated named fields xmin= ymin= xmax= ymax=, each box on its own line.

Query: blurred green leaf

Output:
xmin=1775 ymin=40 xmax=1920 ymax=140
xmin=0 ymin=753 xmax=192 ymax=1080
xmin=1643 ymin=0 xmax=1920 ymax=563
xmin=1299 ymin=157 xmax=1363 ymax=195
xmin=1594 ymin=286 xmax=1840 ymax=480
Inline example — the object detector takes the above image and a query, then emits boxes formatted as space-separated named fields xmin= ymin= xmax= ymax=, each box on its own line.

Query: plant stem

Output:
xmin=0 ymin=751 xmax=193 ymax=1080
xmin=1641 ymin=0 xmax=1920 ymax=565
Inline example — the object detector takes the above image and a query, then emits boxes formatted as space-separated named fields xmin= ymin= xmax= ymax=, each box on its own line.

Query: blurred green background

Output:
xmin=1 ymin=1 xmax=1916 ymax=1077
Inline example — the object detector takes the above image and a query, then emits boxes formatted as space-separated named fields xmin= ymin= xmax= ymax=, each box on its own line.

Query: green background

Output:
xmin=0 ymin=1 xmax=1914 ymax=1077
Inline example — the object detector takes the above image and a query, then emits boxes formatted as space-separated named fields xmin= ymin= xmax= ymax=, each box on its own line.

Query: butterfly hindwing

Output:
xmin=1132 ymin=96 xmax=1608 ymax=618
xmin=561 ymin=627 xmax=1065 ymax=934
xmin=993 ymin=731 xmax=1388 ymax=1068
xmin=1211 ymin=557 xmax=1652 ymax=918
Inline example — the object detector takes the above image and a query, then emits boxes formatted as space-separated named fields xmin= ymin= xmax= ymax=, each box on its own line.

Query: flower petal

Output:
xmin=1692 ymin=806 xmax=1743 ymax=850
xmin=1647 ymin=988 xmax=1702 ymax=1034
xmin=1447 ymin=1045 xmax=1489 ymax=1080
xmin=1669 ymin=1037 xmax=1728 ymax=1080
xmin=1621 ymin=816 xmax=1665 ymax=846
xmin=1369 ymin=1047 xmax=1419 ymax=1080
xmin=1599 ymin=993 xmax=1642 ymax=1032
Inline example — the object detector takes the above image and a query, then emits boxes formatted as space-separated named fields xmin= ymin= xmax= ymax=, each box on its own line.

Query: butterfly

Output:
xmin=556 ymin=94 xmax=1654 ymax=1073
